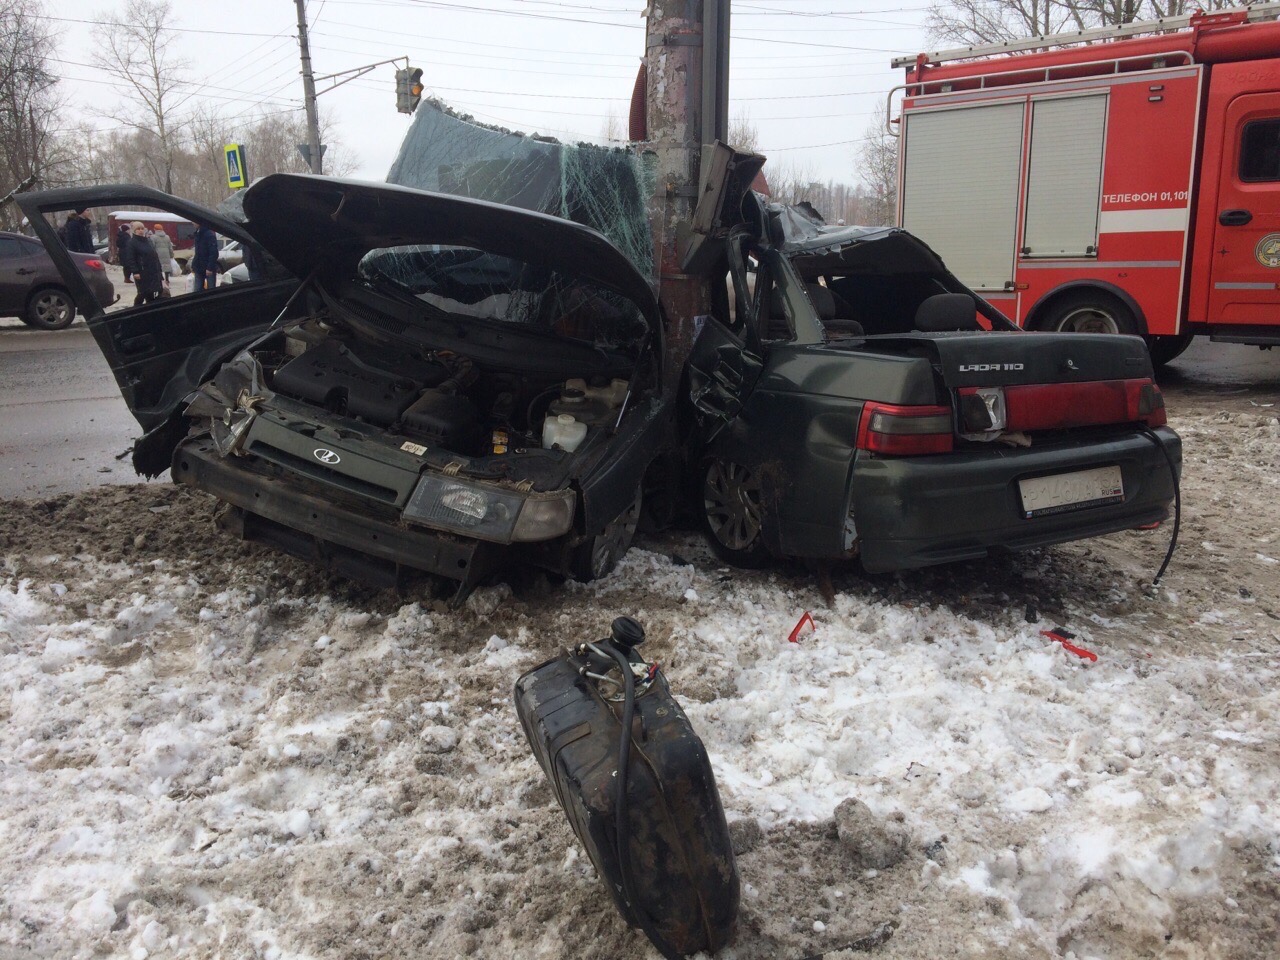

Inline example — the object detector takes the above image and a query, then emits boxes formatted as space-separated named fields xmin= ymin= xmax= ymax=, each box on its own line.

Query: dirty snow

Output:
xmin=0 ymin=386 xmax=1278 ymax=959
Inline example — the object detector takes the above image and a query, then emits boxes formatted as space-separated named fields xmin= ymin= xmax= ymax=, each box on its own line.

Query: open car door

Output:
xmin=17 ymin=185 xmax=299 ymax=475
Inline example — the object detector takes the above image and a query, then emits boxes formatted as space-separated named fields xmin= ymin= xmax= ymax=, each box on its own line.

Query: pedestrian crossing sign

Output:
xmin=224 ymin=144 xmax=248 ymax=190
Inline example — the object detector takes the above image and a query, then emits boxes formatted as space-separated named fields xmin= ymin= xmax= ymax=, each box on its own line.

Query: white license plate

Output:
xmin=1019 ymin=465 xmax=1124 ymax=518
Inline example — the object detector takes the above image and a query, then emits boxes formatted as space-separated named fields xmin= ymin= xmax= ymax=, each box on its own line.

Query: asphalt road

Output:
xmin=0 ymin=320 xmax=158 ymax=499
xmin=1159 ymin=334 xmax=1280 ymax=392
xmin=0 ymin=318 xmax=1276 ymax=501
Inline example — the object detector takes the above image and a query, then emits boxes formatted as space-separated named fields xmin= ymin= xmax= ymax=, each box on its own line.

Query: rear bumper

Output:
xmin=85 ymin=273 xmax=115 ymax=307
xmin=172 ymin=437 xmax=505 ymax=588
xmin=852 ymin=426 xmax=1180 ymax=572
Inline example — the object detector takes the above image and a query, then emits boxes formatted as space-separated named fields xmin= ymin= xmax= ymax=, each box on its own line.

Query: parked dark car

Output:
xmin=0 ymin=229 xmax=115 ymax=329
xmin=18 ymin=177 xmax=667 ymax=598
xmin=681 ymin=146 xmax=1181 ymax=572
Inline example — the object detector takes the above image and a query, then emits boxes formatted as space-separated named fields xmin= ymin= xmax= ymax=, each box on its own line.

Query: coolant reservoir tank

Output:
xmin=549 ymin=386 xmax=611 ymax=425
xmin=566 ymin=377 xmax=629 ymax=408
xmin=542 ymin=413 xmax=587 ymax=452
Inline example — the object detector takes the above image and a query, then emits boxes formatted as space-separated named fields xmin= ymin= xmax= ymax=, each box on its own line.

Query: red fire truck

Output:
xmin=894 ymin=4 xmax=1280 ymax=364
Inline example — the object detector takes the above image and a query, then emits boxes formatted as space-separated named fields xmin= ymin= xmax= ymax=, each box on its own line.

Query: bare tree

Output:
xmin=762 ymin=158 xmax=817 ymax=206
xmin=927 ymin=0 xmax=1243 ymax=45
xmin=0 ymin=0 xmax=60 ymax=228
xmin=926 ymin=0 xmax=1081 ymax=46
xmin=98 ymin=0 xmax=188 ymax=193
xmin=856 ymin=104 xmax=898 ymax=227
xmin=600 ymin=108 xmax=625 ymax=143
xmin=236 ymin=109 xmax=358 ymax=180
xmin=49 ymin=105 xmax=358 ymax=210
xmin=728 ymin=111 xmax=760 ymax=154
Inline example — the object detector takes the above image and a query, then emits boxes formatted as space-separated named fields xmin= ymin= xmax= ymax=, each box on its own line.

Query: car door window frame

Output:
xmin=1240 ymin=116 xmax=1280 ymax=183
xmin=724 ymin=231 xmax=763 ymax=353
xmin=17 ymin=185 xmax=263 ymax=324
xmin=754 ymin=249 xmax=824 ymax=346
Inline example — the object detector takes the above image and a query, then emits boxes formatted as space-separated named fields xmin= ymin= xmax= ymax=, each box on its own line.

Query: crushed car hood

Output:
xmin=240 ymin=174 xmax=660 ymax=326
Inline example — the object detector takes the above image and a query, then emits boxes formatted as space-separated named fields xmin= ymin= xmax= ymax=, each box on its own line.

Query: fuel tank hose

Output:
xmin=1141 ymin=428 xmax=1181 ymax=586
xmin=600 ymin=639 xmax=686 ymax=960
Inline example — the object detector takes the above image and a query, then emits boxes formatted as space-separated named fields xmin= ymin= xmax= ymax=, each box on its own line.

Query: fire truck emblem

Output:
xmin=1255 ymin=234 xmax=1280 ymax=268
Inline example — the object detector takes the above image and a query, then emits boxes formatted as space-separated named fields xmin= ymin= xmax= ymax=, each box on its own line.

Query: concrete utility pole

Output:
xmin=294 ymin=0 xmax=324 ymax=175
xmin=644 ymin=0 xmax=730 ymax=384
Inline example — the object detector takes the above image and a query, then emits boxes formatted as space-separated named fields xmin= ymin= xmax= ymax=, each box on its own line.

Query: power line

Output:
xmin=34 ymin=13 xmax=285 ymax=38
xmin=48 ymin=57 xmax=301 ymax=110
xmin=312 ymin=10 xmax=892 ymax=62
xmin=317 ymin=0 xmax=911 ymax=52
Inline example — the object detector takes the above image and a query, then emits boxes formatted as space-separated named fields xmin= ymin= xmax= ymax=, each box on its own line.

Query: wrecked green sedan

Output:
xmin=682 ymin=147 xmax=1182 ymax=573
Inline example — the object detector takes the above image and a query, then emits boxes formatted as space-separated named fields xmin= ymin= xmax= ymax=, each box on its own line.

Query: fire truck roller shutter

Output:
xmin=901 ymin=102 xmax=1024 ymax=292
xmin=1023 ymin=96 xmax=1107 ymax=258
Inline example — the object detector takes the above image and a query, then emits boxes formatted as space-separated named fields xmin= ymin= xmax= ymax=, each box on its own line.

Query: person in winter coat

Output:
xmin=116 ymin=223 xmax=134 ymax=279
xmin=124 ymin=221 xmax=165 ymax=306
xmin=191 ymin=222 xmax=218 ymax=292
xmin=148 ymin=223 xmax=175 ymax=277
xmin=61 ymin=210 xmax=95 ymax=254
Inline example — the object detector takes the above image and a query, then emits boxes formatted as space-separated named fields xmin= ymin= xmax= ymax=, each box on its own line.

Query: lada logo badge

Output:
xmin=1255 ymin=233 xmax=1280 ymax=268
xmin=313 ymin=448 xmax=341 ymax=465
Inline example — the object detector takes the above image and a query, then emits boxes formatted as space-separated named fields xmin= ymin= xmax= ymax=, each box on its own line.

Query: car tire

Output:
xmin=570 ymin=486 xmax=642 ymax=582
xmin=1146 ymin=331 xmax=1194 ymax=368
xmin=699 ymin=457 xmax=772 ymax=568
xmin=25 ymin=287 xmax=76 ymax=330
xmin=1039 ymin=290 xmax=1138 ymax=336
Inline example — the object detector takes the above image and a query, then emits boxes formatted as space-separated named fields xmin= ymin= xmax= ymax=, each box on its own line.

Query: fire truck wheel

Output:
xmin=1146 ymin=332 xmax=1194 ymax=367
xmin=1040 ymin=291 xmax=1137 ymax=336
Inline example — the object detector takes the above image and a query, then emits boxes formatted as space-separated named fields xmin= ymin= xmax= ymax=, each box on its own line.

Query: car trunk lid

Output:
xmin=865 ymin=330 xmax=1152 ymax=390
xmin=854 ymin=331 xmax=1164 ymax=448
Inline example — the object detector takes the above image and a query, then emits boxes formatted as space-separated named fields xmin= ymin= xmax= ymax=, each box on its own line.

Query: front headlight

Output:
xmin=440 ymin=486 xmax=499 ymax=522
xmin=403 ymin=475 xmax=574 ymax=544
xmin=512 ymin=493 xmax=575 ymax=542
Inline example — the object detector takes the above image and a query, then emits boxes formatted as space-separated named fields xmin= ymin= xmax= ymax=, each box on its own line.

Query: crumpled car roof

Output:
xmin=761 ymin=197 xmax=949 ymax=271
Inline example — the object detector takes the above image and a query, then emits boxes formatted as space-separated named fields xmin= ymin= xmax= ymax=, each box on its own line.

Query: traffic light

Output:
xmin=396 ymin=66 xmax=424 ymax=114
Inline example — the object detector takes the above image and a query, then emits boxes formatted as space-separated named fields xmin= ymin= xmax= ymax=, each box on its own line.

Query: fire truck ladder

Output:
xmin=891 ymin=1 xmax=1280 ymax=68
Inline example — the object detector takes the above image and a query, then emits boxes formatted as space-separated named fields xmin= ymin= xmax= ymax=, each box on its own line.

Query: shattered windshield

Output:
xmin=359 ymin=244 xmax=647 ymax=349
xmin=387 ymin=101 xmax=655 ymax=282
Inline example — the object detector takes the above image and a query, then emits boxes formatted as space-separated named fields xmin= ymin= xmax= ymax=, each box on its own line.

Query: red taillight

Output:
xmin=1135 ymin=381 xmax=1167 ymax=427
xmin=960 ymin=378 xmax=1167 ymax=430
xmin=82 ymin=259 xmax=105 ymax=271
xmin=856 ymin=401 xmax=954 ymax=455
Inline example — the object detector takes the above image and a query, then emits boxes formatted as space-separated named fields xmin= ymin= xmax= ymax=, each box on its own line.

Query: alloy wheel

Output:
xmin=586 ymin=488 xmax=642 ymax=580
xmin=29 ymin=290 xmax=74 ymax=330
xmin=703 ymin=459 xmax=764 ymax=552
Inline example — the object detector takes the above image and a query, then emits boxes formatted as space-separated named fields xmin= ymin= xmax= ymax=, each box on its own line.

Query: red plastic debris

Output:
xmin=1040 ymin=627 xmax=1098 ymax=662
xmin=788 ymin=611 xmax=816 ymax=644
xmin=1134 ymin=521 xmax=1162 ymax=530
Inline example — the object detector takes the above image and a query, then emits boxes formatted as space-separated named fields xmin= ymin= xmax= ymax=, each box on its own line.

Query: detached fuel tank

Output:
xmin=513 ymin=618 xmax=739 ymax=956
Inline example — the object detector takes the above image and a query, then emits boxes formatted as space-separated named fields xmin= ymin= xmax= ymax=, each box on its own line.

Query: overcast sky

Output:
xmin=42 ymin=0 xmax=936 ymax=185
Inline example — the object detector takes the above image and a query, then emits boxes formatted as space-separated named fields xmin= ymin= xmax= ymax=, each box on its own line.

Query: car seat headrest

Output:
xmin=915 ymin=293 xmax=980 ymax=332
